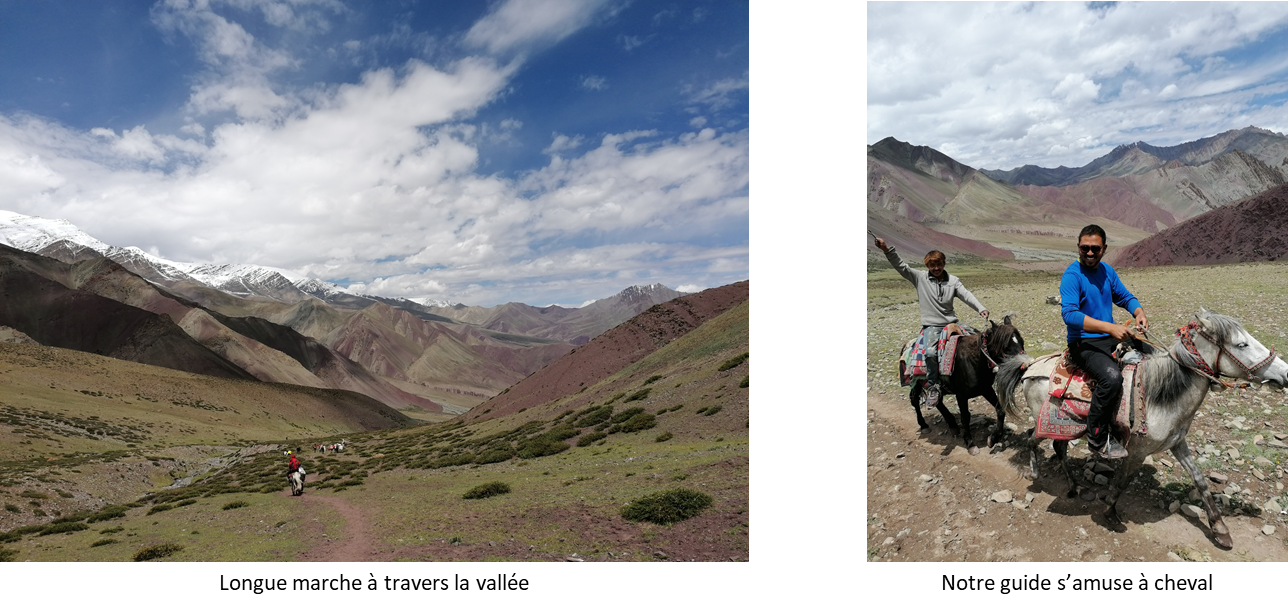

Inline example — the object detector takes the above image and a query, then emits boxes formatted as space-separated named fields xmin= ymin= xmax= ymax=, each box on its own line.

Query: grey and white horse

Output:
xmin=289 ymin=471 xmax=304 ymax=496
xmin=995 ymin=310 xmax=1288 ymax=549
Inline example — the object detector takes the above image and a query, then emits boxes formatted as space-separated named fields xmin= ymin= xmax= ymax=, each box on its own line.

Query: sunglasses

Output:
xmin=1078 ymin=245 xmax=1103 ymax=254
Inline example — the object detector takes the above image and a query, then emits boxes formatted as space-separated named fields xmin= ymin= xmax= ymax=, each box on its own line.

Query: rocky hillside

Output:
xmin=1111 ymin=183 xmax=1288 ymax=267
xmin=467 ymin=281 xmax=750 ymax=421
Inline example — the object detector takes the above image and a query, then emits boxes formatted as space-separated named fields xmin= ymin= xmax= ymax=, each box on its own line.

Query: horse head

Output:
xmin=1188 ymin=309 xmax=1288 ymax=389
xmin=986 ymin=314 xmax=1025 ymax=363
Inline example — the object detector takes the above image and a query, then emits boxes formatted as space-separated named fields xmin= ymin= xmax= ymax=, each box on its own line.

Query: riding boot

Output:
xmin=925 ymin=354 xmax=942 ymax=406
xmin=1088 ymin=425 xmax=1127 ymax=460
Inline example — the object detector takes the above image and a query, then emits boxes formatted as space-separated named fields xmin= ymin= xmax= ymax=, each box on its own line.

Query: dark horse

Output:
xmin=909 ymin=316 xmax=1026 ymax=455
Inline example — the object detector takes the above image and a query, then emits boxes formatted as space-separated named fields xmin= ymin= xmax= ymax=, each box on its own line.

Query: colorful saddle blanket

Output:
xmin=898 ymin=332 xmax=963 ymax=387
xmin=1035 ymin=352 xmax=1147 ymax=442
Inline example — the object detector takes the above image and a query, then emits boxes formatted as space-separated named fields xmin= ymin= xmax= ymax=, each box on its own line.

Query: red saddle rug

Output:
xmin=899 ymin=333 xmax=963 ymax=386
xmin=1035 ymin=354 xmax=1147 ymax=443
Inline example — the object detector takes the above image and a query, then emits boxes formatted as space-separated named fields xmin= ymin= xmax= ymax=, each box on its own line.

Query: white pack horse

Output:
xmin=995 ymin=310 xmax=1288 ymax=549
xmin=288 ymin=469 xmax=305 ymax=496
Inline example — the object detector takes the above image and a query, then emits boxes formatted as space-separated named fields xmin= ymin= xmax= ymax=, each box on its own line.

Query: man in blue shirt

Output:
xmin=1061 ymin=225 xmax=1148 ymax=460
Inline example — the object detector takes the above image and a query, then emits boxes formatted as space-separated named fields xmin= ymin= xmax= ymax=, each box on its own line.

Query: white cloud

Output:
xmin=688 ymin=75 xmax=749 ymax=111
xmin=0 ymin=2 xmax=747 ymax=307
xmin=581 ymin=75 xmax=608 ymax=90
xmin=464 ymin=0 xmax=611 ymax=55
xmin=868 ymin=2 xmax=1288 ymax=169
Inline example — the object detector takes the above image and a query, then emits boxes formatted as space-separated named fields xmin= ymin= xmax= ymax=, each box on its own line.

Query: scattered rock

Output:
xmin=1228 ymin=448 xmax=1241 ymax=460
xmin=883 ymin=537 xmax=896 ymax=546
xmin=1208 ymin=472 xmax=1229 ymax=484
xmin=1254 ymin=456 xmax=1274 ymax=468
xmin=1269 ymin=440 xmax=1288 ymax=450
xmin=1160 ymin=458 xmax=1174 ymax=468
xmin=1092 ymin=462 xmax=1115 ymax=474
xmin=1167 ymin=551 xmax=1183 ymax=562
xmin=1025 ymin=493 xmax=1034 ymax=503
xmin=1045 ymin=295 xmax=1060 ymax=305
xmin=991 ymin=490 xmax=1013 ymax=503
xmin=1188 ymin=489 xmax=1201 ymax=502
xmin=1143 ymin=456 xmax=1154 ymax=466
xmin=1004 ymin=422 xmax=1019 ymax=432
xmin=918 ymin=474 xmax=933 ymax=483
xmin=1264 ymin=525 xmax=1277 ymax=536
xmin=1094 ymin=474 xmax=1110 ymax=486
xmin=653 ymin=551 xmax=668 ymax=559
xmin=1012 ymin=499 xmax=1029 ymax=510
xmin=1223 ymin=485 xmax=1240 ymax=496
xmin=1265 ymin=499 xmax=1283 ymax=514
xmin=896 ymin=452 xmax=906 ymax=459
xmin=1253 ymin=468 xmax=1267 ymax=481
xmin=1168 ymin=500 xmax=1181 ymax=514
xmin=1254 ymin=435 xmax=1265 ymax=446
xmin=1181 ymin=504 xmax=1202 ymax=519
xmin=1275 ymin=432 xmax=1288 ymax=441
xmin=564 ymin=555 xmax=584 ymax=562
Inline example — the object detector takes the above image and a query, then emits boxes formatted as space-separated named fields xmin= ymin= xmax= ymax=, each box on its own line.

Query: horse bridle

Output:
xmin=1173 ymin=320 xmax=1279 ymax=386
xmin=980 ymin=323 xmax=1022 ymax=373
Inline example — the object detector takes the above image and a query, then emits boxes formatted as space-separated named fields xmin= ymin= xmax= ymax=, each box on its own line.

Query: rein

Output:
xmin=979 ymin=324 xmax=1021 ymax=373
xmin=1137 ymin=322 xmax=1276 ymax=389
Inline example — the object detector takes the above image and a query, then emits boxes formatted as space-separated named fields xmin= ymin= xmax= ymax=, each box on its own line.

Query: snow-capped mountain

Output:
xmin=174 ymin=263 xmax=310 ymax=302
xmin=0 ymin=209 xmax=113 ymax=253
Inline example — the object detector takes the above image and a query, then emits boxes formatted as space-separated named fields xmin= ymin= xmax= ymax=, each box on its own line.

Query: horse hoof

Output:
xmin=967 ymin=445 xmax=980 ymax=456
xmin=1213 ymin=531 xmax=1233 ymax=550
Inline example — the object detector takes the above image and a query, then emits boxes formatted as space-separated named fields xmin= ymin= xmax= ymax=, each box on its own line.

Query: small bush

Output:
xmin=573 ymin=405 xmax=613 ymax=428
xmin=87 ymin=506 xmax=128 ymax=523
xmin=614 ymin=413 xmax=657 ymax=433
xmin=473 ymin=448 xmax=516 ymax=465
xmin=624 ymin=388 xmax=651 ymax=402
xmin=655 ymin=432 xmax=673 ymax=443
xmin=462 ymin=482 xmax=511 ymax=500
xmin=176 ymin=499 xmax=196 ymax=507
xmin=0 ymin=547 xmax=17 ymax=562
xmin=517 ymin=437 xmax=569 ymax=459
xmin=3 ymin=504 xmax=18 ymax=513
xmin=222 ymin=500 xmax=249 ymax=511
xmin=38 ymin=522 xmax=88 ymax=536
xmin=702 ymin=406 xmax=723 ymax=417
xmin=147 ymin=504 xmax=174 ymax=516
xmin=620 ymin=488 xmax=713 ymax=525
xmin=718 ymin=352 xmax=749 ymax=371
xmin=643 ymin=375 xmax=663 ymax=385
xmin=90 ymin=538 xmax=118 ymax=547
xmin=606 ymin=392 xmax=627 ymax=404
xmin=132 ymin=543 xmax=183 ymax=562
xmin=610 ymin=407 xmax=645 ymax=424
xmin=99 ymin=526 xmax=124 ymax=535
xmin=739 ymin=376 xmax=749 ymax=388
xmin=577 ymin=432 xmax=607 ymax=447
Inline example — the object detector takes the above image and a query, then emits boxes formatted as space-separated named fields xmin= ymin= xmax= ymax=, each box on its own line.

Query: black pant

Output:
xmin=1069 ymin=336 xmax=1122 ymax=443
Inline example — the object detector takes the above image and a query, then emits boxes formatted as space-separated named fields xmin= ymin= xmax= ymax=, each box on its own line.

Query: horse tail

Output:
xmin=995 ymin=353 xmax=1033 ymax=421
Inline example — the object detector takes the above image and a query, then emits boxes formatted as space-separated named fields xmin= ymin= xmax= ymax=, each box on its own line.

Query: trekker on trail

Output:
xmin=873 ymin=236 xmax=989 ymax=408
xmin=1060 ymin=224 xmax=1148 ymax=460
xmin=287 ymin=450 xmax=302 ymax=480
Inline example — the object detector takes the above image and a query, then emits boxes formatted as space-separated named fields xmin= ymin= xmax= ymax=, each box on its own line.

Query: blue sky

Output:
xmin=0 ymin=0 xmax=747 ymax=306
xmin=868 ymin=1 xmax=1288 ymax=171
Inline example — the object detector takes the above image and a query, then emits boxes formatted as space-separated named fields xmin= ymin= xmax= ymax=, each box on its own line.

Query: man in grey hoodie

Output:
xmin=874 ymin=237 xmax=989 ymax=408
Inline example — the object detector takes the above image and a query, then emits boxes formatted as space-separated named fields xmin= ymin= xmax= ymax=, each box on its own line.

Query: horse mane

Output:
xmin=1141 ymin=311 xmax=1242 ymax=405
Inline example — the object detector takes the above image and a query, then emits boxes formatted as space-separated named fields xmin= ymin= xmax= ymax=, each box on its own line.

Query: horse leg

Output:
xmin=956 ymin=395 xmax=979 ymax=455
xmin=981 ymin=386 xmax=1006 ymax=448
xmin=934 ymin=393 xmax=959 ymax=435
xmin=1022 ymin=430 xmax=1041 ymax=480
xmin=1101 ymin=455 xmax=1145 ymax=529
xmin=910 ymin=385 xmax=930 ymax=433
xmin=1053 ymin=440 xmax=1084 ymax=499
xmin=1171 ymin=441 xmax=1233 ymax=549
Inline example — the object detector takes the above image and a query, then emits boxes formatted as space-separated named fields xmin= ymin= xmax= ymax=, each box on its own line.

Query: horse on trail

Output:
xmin=996 ymin=310 xmax=1288 ymax=549
xmin=289 ymin=471 xmax=304 ymax=496
xmin=908 ymin=316 xmax=1027 ymax=455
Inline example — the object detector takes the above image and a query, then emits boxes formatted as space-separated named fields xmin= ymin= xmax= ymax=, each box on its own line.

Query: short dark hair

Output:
xmin=1078 ymin=224 xmax=1107 ymax=244
xmin=923 ymin=250 xmax=946 ymax=266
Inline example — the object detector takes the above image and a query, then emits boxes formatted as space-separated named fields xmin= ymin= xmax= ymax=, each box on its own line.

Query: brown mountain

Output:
xmin=1111 ymin=183 xmax=1288 ymax=267
xmin=467 ymin=280 xmax=750 ymax=421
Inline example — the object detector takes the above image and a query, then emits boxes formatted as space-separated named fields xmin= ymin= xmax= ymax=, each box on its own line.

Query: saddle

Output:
xmin=898 ymin=324 xmax=970 ymax=387
xmin=1034 ymin=350 xmax=1147 ymax=443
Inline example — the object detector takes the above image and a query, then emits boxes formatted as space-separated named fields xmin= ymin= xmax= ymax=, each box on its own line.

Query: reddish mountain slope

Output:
xmin=467 ymin=280 xmax=750 ymax=421
xmin=1112 ymin=184 xmax=1288 ymax=267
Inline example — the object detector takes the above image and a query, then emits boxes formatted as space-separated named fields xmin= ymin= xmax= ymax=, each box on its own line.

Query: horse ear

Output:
xmin=1195 ymin=311 xmax=1213 ymax=330
xmin=1003 ymin=314 xmax=1012 ymax=325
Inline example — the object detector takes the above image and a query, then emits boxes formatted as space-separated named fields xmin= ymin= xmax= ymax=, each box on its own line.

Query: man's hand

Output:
xmin=1134 ymin=309 xmax=1149 ymax=332
xmin=980 ymin=310 xmax=990 ymax=319
xmin=1107 ymin=321 xmax=1136 ymax=342
xmin=874 ymin=237 xmax=890 ymax=252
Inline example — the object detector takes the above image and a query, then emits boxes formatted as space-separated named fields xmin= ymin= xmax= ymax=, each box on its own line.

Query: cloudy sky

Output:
xmin=868 ymin=1 xmax=1288 ymax=171
xmin=0 ymin=0 xmax=747 ymax=307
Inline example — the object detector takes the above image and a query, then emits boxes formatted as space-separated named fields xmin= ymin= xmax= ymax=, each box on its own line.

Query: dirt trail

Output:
xmin=296 ymin=492 xmax=379 ymax=561
xmin=866 ymin=391 xmax=1288 ymax=562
